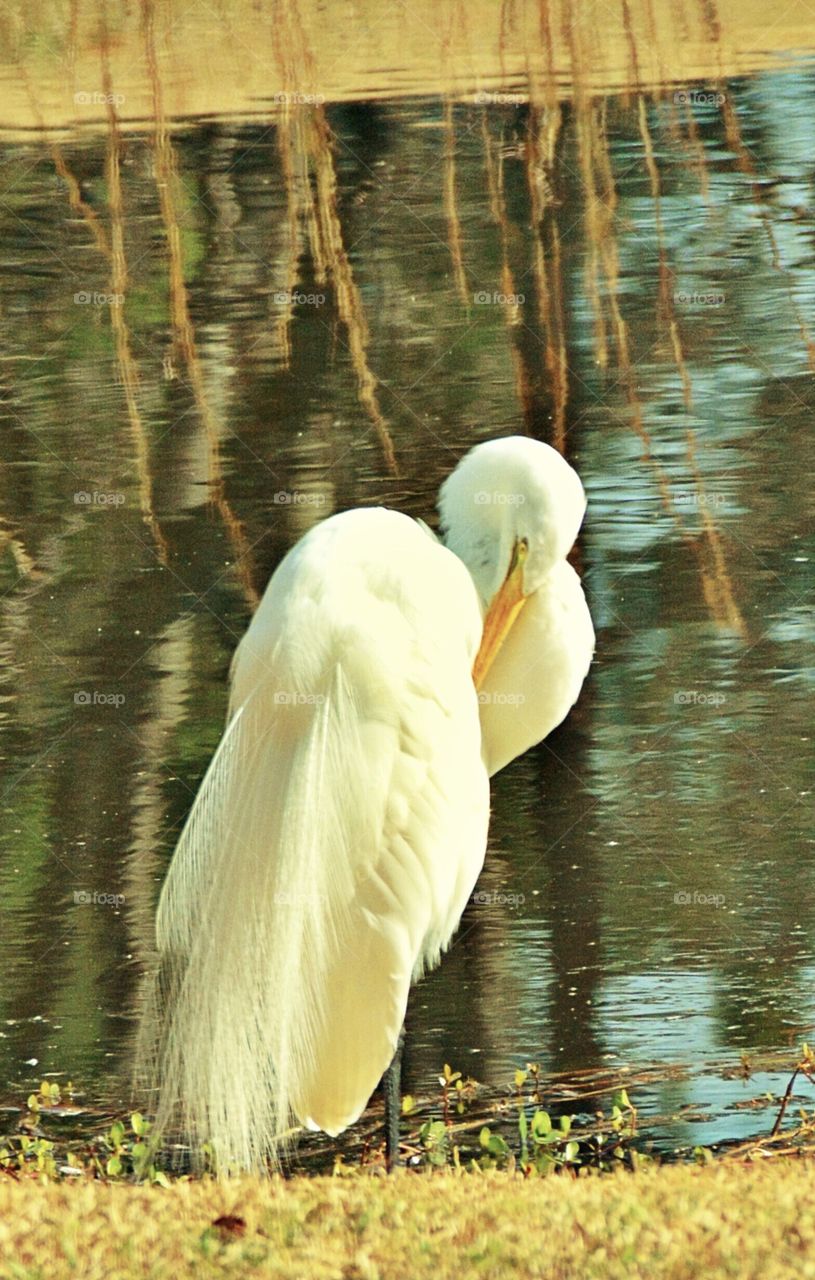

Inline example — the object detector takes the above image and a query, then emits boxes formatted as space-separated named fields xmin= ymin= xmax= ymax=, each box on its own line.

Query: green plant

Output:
xmin=438 ymin=1063 xmax=478 ymax=1123
xmin=95 ymin=1113 xmax=170 ymax=1185
xmin=418 ymin=1119 xmax=451 ymax=1167
xmin=479 ymin=1108 xmax=580 ymax=1175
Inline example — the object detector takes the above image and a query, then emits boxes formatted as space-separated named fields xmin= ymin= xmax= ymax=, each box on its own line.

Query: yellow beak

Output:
xmin=473 ymin=538 xmax=529 ymax=690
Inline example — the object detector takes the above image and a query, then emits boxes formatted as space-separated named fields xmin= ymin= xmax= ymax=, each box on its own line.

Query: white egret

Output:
xmin=140 ymin=435 xmax=594 ymax=1172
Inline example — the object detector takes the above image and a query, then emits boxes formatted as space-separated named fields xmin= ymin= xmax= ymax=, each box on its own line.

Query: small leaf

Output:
xmin=531 ymin=1111 xmax=552 ymax=1139
xmin=421 ymin=1120 xmax=446 ymax=1147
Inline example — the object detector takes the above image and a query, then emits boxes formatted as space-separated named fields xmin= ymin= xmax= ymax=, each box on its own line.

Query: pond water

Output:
xmin=0 ymin=1 xmax=813 ymax=1157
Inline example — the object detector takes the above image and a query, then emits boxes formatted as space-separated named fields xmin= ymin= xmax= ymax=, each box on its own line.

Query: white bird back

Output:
xmin=144 ymin=507 xmax=490 ymax=1168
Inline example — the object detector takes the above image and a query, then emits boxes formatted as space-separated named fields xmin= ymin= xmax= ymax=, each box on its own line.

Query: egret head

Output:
xmin=438 ymin=435 xmax=588 ymax=686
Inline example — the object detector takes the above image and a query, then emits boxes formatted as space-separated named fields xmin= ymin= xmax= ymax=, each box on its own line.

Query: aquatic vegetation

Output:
xmin=3 ymin=1047 xmax=815 ymax=1183
xmin=411 ymin=1065 xmax=642 ymax=1175
xmin=0 ymin=1082 xmax=169 ymax=1185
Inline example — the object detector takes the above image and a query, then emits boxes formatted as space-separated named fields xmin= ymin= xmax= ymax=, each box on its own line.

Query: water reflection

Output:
xmin=0 ymin=46 xmax=813 ymax=1148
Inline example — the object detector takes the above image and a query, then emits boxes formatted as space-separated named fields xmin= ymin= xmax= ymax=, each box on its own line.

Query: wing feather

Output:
xmin=140 ymin=508 xmax=489 ymax=1168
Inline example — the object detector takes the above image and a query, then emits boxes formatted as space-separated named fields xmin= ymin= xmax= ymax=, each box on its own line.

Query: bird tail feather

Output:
xmin=135 ymin=663 xmax=372 ymax=1172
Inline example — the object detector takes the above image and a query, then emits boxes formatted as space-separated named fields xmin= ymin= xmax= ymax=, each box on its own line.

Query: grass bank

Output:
xmin=2 ymin=1162 xmax=815 ymax=1280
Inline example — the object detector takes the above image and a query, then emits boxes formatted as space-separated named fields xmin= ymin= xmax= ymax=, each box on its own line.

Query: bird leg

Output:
xmin=383 ymin=1025 xmax=406 ymax=1171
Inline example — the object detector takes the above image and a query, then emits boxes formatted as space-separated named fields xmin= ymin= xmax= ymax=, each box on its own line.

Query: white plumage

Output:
xmin=440 ymin=436 xmax=594 ymax=776
xmin=140 ymin=436 xmax=594 ymax=1171
xmin=476 ymin=562 xmax=595 ymax=775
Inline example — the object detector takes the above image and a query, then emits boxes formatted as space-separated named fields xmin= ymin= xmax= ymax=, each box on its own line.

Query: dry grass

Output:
xmin=2 ymin=1162 xmax=815 ymax=1279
